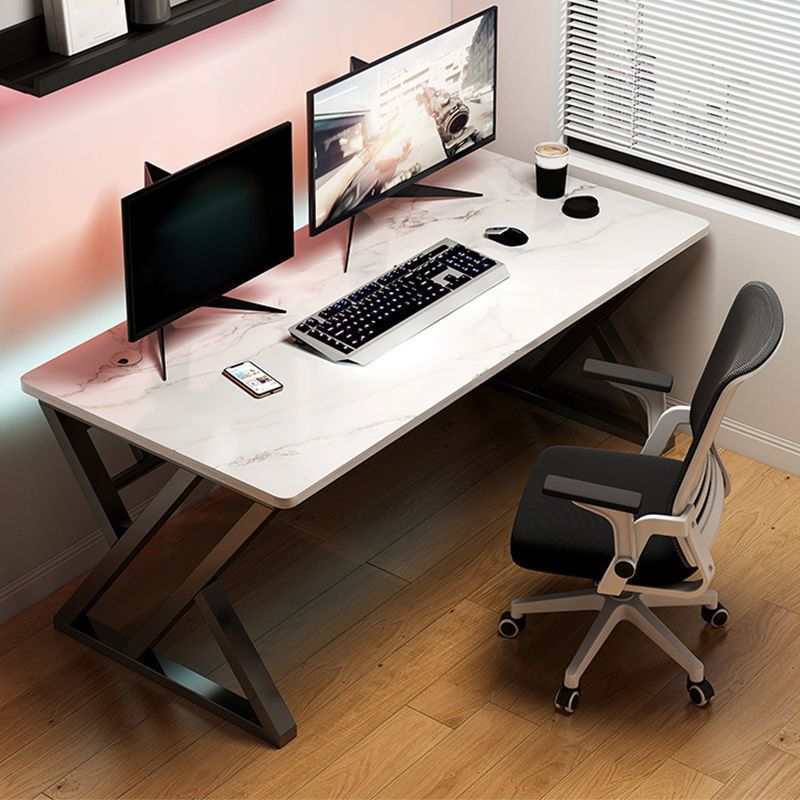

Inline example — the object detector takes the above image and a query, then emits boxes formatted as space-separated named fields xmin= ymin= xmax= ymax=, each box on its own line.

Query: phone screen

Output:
xmin=224 ymin=362 xmax=283 ymax=396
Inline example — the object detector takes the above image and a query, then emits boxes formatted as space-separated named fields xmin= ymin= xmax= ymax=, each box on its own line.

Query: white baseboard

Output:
xmin=0 ymin=529 xmax=109 ymax=625
xmin=668 ymin=396 xmax=800 ymax=476
xmin=715 ymin=416 xmax=800 ymax=476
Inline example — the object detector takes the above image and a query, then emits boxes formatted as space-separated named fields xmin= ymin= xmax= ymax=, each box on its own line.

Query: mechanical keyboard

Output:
xmin=289 ymin=238 xmax=509 ymax=364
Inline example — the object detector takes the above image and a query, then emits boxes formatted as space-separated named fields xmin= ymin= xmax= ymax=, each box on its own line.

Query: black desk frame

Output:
xmin=40 ymin=403 xmax=297 ymax=747
xmin=490 ymin=278 xmax=652 ymax=444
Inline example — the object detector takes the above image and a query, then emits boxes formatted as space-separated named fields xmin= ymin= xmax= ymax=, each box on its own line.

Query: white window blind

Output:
xmin=563 ymin=0 xmax=800 ymax=210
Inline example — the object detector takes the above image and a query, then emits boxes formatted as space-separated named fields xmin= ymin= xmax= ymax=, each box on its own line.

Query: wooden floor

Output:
xmin=2 ymin=387 xmax=800 ymax=800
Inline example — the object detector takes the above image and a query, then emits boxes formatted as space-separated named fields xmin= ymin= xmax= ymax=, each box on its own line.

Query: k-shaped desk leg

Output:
xmin=489 ymin=277 xmax=658 ymax=445
xmin=42 ymin=403 xmax=298 ymax=747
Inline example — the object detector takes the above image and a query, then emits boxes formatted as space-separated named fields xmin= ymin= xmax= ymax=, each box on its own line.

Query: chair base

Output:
xmin=503 ymin=587 xmax=722 ymax=703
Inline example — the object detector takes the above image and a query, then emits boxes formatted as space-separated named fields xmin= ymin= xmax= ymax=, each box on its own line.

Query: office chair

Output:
xmin=498 ymin=282 xmax=783 ymax=713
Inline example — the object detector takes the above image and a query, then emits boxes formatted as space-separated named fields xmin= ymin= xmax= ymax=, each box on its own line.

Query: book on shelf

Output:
xmin=42 ymin=0 xmax=128 ymax=57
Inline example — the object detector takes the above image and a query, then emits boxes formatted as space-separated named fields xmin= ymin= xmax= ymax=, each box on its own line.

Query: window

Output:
xmin=562 ymin=0 xmax=800 ymax=217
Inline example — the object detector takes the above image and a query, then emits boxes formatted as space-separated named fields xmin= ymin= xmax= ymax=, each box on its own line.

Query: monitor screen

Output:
xmin=307 ymin=7 xmax=497 ymax=235
xmin=122 ymin=122 xmax=294 ymax=342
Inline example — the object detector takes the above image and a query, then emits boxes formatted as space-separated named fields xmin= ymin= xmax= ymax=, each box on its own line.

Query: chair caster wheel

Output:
xmin=701 ymin=603 xmax=729 ymax=628
xmin=498 ymin=611 xmax=526 ymax=639
xmin=555 ymin=684 xmax=580 ymax=714
xmin=687 ymin=677 xmax=715 ymax=707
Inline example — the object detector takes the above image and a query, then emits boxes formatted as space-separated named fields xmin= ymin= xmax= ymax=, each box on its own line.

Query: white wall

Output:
xmin=462 ymin=0 xmax=800 ymax=474
xmin=0 ymin=0 xmax=453 ymax=622
xmin=0 ymin=0 xmax=40 ymax=28
xmin=454 ymin=0 xmax=561 ymax=158
xmin=571 ymin=158 xmax=800 ymax=472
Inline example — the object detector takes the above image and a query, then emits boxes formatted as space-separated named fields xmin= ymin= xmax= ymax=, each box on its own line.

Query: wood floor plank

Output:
xmin=541 ymin=601 xmax=800 ymax=799
xmin=378 ymin=704 xmax=536 ymax=799
xmin=497 ymin=671 xmax=652 ymax=753
xmin=289 ymin=706 xmax=451 ymax=799
xmin=0 ymin=671 xmax=176 ymax=799
xmin=713 ymin=744 xmax=800 ymax=800
xmin=408 ymin=617 xmax=548 ymax=729
xmin=188 ymin=601 xmax=497 ymax=800
xmin=370 ymin=419 xmax=606 ymax=582
xmin=0 ymin=576 xmax=82 ymax=658
xmin=761 ymin=521 xmax=800 ymax=617
xmin=457 ymin=724 xmax=590 ymax=800
xmin=718 ymin=467 xmax=800 ymax=551
xmin=770 ymin=707 xmax=800 ymax=760
xmin=119 ymin=716 xmax=261 ymax=800
xmin=271 ymin=510 xmax=516 ymax=725
xmin=211 ymin=563 xmax=408 ymax=689
xmin=624 ymin=759 xmax=722 ymax=799
xmin=716 ymin=449 xmax=771 ymax=498
xmin=160 ymin=525 xmax=378 ymax=676
xmin=46 ymin=701 xmax=214 ymax=800
xmin=673 ymin=604 xmax=800 ymax=782
xmin=0 ymin=624 xmax=95 ymax=710
xmin=407 ymin=595 xmax=651 ymax=743
xmin=0 ymin=644 xmax=129 ymax=763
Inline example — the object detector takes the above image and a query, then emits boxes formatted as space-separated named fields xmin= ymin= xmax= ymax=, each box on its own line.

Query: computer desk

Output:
xmin=20 ymin=150 xmax=709 ymax=747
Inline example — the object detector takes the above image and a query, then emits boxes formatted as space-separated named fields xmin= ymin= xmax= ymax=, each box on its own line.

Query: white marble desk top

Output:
xmin=21 ymin=151 xmax=708 ymax=508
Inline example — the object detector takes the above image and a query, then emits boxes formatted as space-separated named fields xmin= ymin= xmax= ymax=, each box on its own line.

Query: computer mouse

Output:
xmin=483 ymin=226 xmax=529 ymax=247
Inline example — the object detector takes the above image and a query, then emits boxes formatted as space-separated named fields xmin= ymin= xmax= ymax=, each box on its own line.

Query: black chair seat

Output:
xmin=511 ymin=446 xmax=696 ymax=587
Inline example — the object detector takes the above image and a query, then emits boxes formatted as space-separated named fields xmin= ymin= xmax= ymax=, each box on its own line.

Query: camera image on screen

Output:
xmin=309 ymin=9 xmax=497 ymax=233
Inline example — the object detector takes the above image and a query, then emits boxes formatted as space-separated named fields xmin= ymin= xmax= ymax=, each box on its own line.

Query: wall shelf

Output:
xmin=0 ymin=0 xmax=277 ymax=97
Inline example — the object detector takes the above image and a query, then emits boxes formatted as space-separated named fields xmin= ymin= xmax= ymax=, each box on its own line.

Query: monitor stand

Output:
xmin=143 ymin=162 xmax=286 ymax=382
xmin=155 ymin=296 xmax=286 ymax=383
xmin=344 ymin=183 xmax=482 ymax=273
xmin=342 ymin=56 xmax=483 ymax=273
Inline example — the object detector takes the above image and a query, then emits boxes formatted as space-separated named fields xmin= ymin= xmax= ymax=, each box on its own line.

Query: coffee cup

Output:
xmin=534 ymin=142 xmax=569 ymax=199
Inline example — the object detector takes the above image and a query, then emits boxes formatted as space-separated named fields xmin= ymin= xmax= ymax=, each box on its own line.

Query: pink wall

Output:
xmin=0 ymin=0 xmax=453 ymax=347
xmin=0 ymin=0 xmax=454 ymax=615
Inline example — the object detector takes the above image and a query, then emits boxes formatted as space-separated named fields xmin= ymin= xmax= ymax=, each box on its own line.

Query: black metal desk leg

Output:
xmin=41 ymin=404 xmax=132 ymax=545
xmin=55 ymin=468 xmax=204 ymax=629
xmin=122 ymin=505 xmax=279 ymax=659
xmin=197 ymin=582 xmax=297 ymax=746
xmin=489 ymin=280 xmax=652 ymax=444
xmin=43 ymin=402 xmax=298 ymax=747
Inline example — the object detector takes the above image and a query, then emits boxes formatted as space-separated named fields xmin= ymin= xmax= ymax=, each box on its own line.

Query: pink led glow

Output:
xmin=0 ymin=0 xmax=453 ymax=348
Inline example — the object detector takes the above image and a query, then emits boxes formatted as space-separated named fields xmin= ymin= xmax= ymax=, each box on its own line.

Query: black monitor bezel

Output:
xmin=306 ymin=6 xmax=498 ymax=237
xmin=122 ymin=121 xmax=295 ymax=343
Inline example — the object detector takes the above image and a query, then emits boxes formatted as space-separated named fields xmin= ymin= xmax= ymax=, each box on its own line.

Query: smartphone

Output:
xmin=222 ymin=361 xmax=284 ymax=398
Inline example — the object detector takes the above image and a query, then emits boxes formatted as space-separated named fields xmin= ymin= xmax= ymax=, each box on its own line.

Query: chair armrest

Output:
xmin=583 ymin=358 xmax=673 ymax=393
xmin=543 ymin=474 xmax=642 ymax=514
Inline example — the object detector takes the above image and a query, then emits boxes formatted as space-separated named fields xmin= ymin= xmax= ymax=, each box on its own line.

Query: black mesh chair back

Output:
xmin=673 ymin=282 xmax=783 ymax=513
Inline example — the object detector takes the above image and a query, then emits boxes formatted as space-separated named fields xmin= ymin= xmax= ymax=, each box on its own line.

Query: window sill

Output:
xmin=570 ymin=152 xmax=800 ymax=237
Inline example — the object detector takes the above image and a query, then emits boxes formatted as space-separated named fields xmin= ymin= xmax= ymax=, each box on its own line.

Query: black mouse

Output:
xmin=484 ymin=226 xmax=529 ymax=247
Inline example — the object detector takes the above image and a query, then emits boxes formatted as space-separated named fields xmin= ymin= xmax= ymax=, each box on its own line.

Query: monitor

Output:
xmin=307 ymin=7 xmax=497 ymax=235
xmin=122 ymin=121 xmax=294 ymax=342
